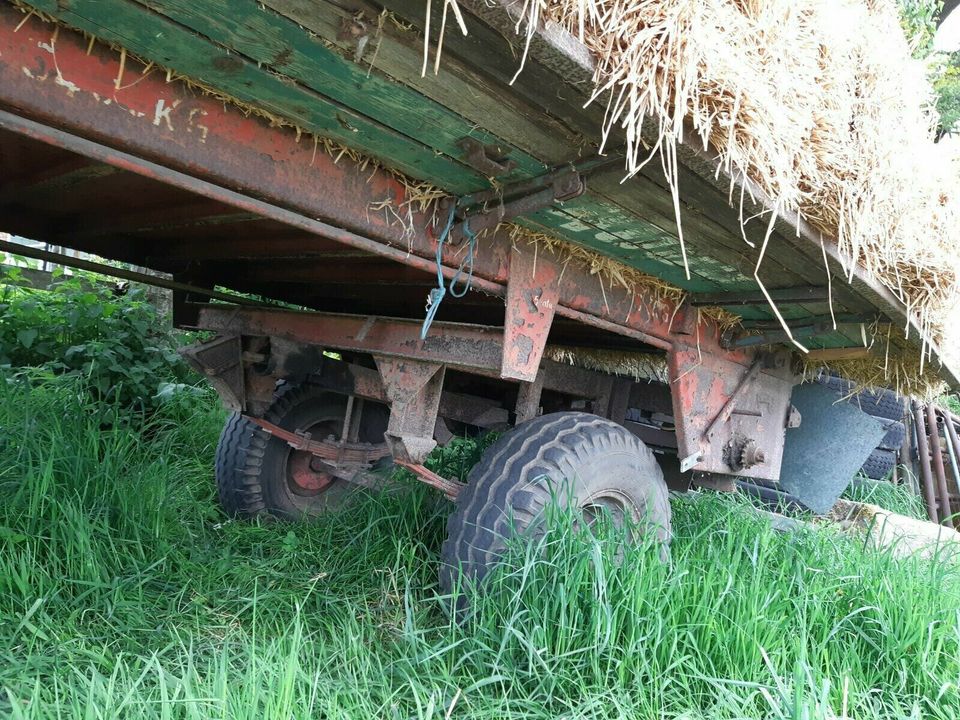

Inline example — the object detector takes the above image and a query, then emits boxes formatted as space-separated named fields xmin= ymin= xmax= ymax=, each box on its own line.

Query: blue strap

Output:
xmin=448 ymin=219 xmax=476 ymax=298
xmin=420 ymin=204 xmax=477 ymax=339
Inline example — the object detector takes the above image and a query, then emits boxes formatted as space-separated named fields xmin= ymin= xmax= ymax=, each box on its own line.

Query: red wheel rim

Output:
xmin=283 ymin=418 xmax=339 ymax=497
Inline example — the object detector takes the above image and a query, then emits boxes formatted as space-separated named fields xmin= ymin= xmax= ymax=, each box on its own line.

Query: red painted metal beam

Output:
xmin=75 ymin=233 xmax=363 ymax=262
xmin=218 ymin=259 xmax=434 ymax=285
xmin=194 ymin=305 xmax=506 ymax=374
xmin=501 ymin=242 xmax=560 ymax=381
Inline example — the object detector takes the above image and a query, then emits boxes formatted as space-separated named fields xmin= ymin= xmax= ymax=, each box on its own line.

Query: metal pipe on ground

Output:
xmin=939 ymin=407 xmax=960 ymax=527
xmin=912 ymin=401 xmax=940 ymax=523
xmin=927 ymin=404 xmax=954 ymax=526
xmin=903 ymin=409 xmax=921 ymax=496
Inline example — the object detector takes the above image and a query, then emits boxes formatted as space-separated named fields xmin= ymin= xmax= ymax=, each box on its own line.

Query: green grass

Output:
xmin=1 ymin=377 xmax=959 ymax=719
xmin=843 ymin=478 xmax=929 ymax=520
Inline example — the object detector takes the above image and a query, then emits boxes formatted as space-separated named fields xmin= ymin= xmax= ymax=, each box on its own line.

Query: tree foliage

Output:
xmin=898 ymin=1 xmax=960 ymax=138
xmin=0 ymin=266 xmax=194 ymax=413
xmin=934 ymin=50 xmax=960 ymax=138
xmin=899 ymin=0 xmax=944 ymax=57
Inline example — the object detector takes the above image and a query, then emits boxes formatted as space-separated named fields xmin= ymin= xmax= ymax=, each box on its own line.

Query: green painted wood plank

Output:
xmin=150 ymin=0 xmax=757 ymax=293
xmin=22 ymin=0 xmax=484 ymax=192
xmin=16 ymin=0 xmax=841 ymax=324
xmin=525 ymin=209 xmax=721 ymax=292
xmin=590 ymin=172 xmax=812 ymax=287
xmin=374 ymin=0 xmax=833 ymax=304
xmin=262 ymin=0 xmax=765 ymax=294
xmin=16 ymin=0 xmax=736 ymax=290
xmin=548 ymin=198 xmax=753 ymax=287
xmin=263 ymin=0 xmax=581 ymax=165
xmin=379 ymin=0 xmax=609 ymax=152
xmin=136 ymin=0 xmax=547 ymax=181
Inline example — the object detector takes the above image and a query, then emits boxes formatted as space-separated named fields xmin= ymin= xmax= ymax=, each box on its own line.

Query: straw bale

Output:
xmin=802 ymin=333 xmax=950 ymax=400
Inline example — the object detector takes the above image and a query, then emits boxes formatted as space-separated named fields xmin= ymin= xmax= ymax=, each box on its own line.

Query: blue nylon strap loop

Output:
xmin=420 ymin=204 xmax=478 ymax=340
xmin=448 ymin=219 xmax=476 ymax=299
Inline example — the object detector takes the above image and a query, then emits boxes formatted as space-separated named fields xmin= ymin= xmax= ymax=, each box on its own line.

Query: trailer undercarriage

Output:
xmin=0 ymin=2 xmax=947 ymax=587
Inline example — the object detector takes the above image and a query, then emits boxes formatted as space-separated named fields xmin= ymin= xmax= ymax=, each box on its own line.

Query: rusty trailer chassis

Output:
xmin=0 ymin=5 xmax=801 ymax=491
xmin=180 ymin=302 xmax=796 ymax=488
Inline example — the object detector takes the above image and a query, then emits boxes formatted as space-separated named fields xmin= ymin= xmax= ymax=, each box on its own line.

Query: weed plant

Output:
xmin=843 ymin=478 xmax=929 ymax=521
xmin=0 ymin=267 xmax=193 ymax=413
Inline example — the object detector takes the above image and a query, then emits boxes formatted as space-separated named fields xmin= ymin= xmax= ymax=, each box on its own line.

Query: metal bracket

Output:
xmin=501 ymin=241 xmax=560 ymax=381
xmin=448 ymin=165 xmax=586 ymax=243
xmin=375 ymin=356 xmax=446 ymax=464
xmin=456 ymin=137 xmax=517 ymax=177
xmin=680 ymin=451 xmax=702 ymax=473
xmin=179 ymin=334 xmax=245 ymax=411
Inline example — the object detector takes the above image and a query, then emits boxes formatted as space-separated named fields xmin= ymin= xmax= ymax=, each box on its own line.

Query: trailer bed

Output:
xmin=1 ymin=0 xmax=956 ymax=386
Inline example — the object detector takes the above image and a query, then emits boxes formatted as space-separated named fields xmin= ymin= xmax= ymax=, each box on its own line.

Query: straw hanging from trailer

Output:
xmin=433 ymin=0 xmax=960 ymax=382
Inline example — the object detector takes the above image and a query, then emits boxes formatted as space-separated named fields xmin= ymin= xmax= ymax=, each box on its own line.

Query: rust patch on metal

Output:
xmin=668 ymin=345 xmax=795 ymax=481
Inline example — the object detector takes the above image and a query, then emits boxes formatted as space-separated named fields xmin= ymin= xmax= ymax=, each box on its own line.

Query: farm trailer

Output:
xmin=1 ymin=1 xmax=956 ymax=587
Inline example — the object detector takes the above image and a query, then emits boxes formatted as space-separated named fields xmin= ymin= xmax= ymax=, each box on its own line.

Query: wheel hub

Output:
xmin=284 ymin=419 xmax=340 ymax=497
xmin=287 ymin=450 xmax=334 ymax=495
xmin=579 ymin=491 xmax=632 ymax=530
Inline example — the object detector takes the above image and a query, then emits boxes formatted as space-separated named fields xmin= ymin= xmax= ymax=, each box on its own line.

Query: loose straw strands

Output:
xmin=545 ymin=345 xmax=670 ymax=383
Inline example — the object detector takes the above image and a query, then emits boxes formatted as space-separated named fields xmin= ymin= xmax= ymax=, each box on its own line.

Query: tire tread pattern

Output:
xmin=440 ymin=412 xmax=671 ymax=594
xmin=214 ymin=382 xmax=322 ymax=518
xmin=816 ymin=374 xmax=906 ymax=421
xmin=861 ymin=447 xmax=897 ymax=480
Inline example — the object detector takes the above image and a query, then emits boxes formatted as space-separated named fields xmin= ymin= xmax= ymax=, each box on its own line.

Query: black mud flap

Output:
xmin=777 ymin=383 xmax=886 ymax=513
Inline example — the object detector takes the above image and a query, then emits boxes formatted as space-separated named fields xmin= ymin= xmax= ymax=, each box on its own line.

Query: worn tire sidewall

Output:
xmin=514 ymin=448 xmax=668 ymax=543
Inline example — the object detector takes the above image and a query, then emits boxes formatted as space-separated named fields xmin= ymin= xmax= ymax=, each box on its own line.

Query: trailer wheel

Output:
xmin=860 ymin=447 xmax=897 ymax=481
xmin=876 ymin=418 xmax=906 ymax=452
xmin=815 ymin=373 xmax=906 ymax=421
xmin=440 ymin=412 xmax=670 ymax=600
xmin=215 ymin=383 xmax=388 ymax=520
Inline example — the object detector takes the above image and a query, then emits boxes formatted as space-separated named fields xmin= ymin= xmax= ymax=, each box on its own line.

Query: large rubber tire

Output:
xmin=440 ymin=412 xmax=671 ymax=599
xmin=816 ymin=374 xmax=906 ymax=422
xmin=860 ymin=447 xmax=897 ymax=480
xmin=876 ymin=418 xmax=906 ymax=452
xmin=214 ymin=383 xmax=388 ymax=520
